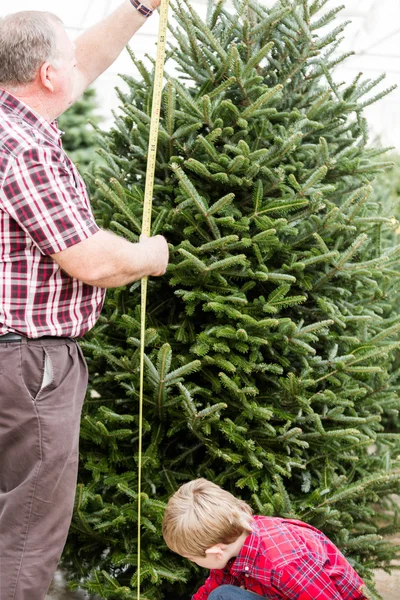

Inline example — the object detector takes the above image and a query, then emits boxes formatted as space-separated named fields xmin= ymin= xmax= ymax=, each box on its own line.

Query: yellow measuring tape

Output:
xmin=138 ymin=1 xmax=170 ymax=597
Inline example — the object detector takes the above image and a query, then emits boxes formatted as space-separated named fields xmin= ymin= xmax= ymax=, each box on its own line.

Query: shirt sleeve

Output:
xmin=271 ymin=554 xmax=367 ymax=600
xmin=192 ymin=569 xmax=239 ymax=600
xmin=1 ymin=145 xmax=99 ymax=255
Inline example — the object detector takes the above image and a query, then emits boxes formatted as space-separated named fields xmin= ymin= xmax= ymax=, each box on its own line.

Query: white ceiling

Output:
xmin=2 ymin=0 xmax=400 ymax=149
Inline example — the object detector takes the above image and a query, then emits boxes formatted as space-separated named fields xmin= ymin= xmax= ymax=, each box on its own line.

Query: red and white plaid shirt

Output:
xmin=0 ymin=89 xmax=105 ymax=338
xmin=192 ymin=516 xmax=368 ymax=600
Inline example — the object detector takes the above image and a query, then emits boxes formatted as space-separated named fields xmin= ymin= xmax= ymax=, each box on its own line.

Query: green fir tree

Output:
xmin=372 ymin=156 xmax=400 ymax=231
xmin=63 ymin=1 xmax=400 ymax=599
xmin=371 ymin=156 xmax=400 ymax=435
xmin=58 ymin=87 xmax=102 ymax=172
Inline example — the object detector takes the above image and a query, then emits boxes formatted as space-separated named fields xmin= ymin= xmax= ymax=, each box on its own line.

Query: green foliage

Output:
xmin=370 ymin=155 xmax=400 ymax=435
xmin=58 ymin=87 xmax=103 ymax=171
xmin=63 ymin=1 xmax=400 ymax=599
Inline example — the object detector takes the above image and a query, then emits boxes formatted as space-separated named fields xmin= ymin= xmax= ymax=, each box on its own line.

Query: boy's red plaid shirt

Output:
xmin=192 ymin=515 xmax=368 ymax=600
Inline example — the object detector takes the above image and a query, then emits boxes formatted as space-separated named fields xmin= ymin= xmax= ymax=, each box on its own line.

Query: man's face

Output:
xmin=50 ymin=24 xmax=78 ymax=113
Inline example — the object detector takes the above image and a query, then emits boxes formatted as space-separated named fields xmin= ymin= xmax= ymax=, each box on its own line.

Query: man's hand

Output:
xmin=139 ymin=234 xmax=169 ymax=276
xmin=145 ymin=0 xmax=161 ymax=9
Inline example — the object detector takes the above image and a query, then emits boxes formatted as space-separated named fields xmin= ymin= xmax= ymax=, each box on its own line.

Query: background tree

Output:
xmin=63 ymin=1 xmax=400 ymax=598
xmin=59 ymin=87 xmax=102 ymax=172
xmin=371 ymin=155 xmax=400 ymax=436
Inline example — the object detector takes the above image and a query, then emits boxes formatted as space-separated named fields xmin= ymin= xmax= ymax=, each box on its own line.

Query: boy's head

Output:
xmin=162 ymin=478 xmax=253 ymax=568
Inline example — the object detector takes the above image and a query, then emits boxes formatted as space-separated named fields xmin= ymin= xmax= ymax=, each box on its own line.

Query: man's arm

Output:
xmin=50 ymin=230 xmax=169 ymax=288
xmin=72 ymin=0 xmax=158 ymax=101
xmin=1 ymin=147 xmax=168 ymax=289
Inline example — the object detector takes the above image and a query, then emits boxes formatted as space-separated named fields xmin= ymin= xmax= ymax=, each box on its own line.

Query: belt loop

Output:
xmin=20 ymin=335 xmax=28 ymax=345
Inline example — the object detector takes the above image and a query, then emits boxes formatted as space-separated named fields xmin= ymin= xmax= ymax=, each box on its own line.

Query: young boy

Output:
xmin=162 ymin=478 xmax=370 ymax=600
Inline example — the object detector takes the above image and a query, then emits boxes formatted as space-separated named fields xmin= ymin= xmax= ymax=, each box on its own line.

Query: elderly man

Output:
xmin=0 ymin=3 xmax=168 ymax=599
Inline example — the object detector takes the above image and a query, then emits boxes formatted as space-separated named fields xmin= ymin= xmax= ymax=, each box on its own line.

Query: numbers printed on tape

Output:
xmin=142 ymin=2 xmax=170 ymax=237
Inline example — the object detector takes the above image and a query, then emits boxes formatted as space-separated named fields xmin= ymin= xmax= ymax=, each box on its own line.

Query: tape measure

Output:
xmin=138 ymin=1 xmax=170 ymax=597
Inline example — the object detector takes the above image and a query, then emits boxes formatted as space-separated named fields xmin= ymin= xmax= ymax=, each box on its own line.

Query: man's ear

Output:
xmin=205 ymin=544 xmax=228 ymax=559
xmin=39 ymin=62 xmax=55 ymax=92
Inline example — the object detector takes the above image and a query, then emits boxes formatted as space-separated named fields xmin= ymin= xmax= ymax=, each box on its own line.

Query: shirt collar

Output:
xmin=0 ymin=88 xmax=63 ymax=144
xmin=230 ymin=518 xmax=262 ymax=576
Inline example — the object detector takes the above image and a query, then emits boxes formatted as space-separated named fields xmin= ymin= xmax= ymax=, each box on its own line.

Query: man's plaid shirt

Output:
xmin=0 ymin=89 xmax=105 ymax=338
xmin=192 ymin=516 xmax=368 ymax=600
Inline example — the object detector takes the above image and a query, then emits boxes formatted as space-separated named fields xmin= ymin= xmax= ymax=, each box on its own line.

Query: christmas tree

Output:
xmin=63 ymin=1 xmax=400 ymax=598
xmin=58 ymin=87 xmax=102 ymax=172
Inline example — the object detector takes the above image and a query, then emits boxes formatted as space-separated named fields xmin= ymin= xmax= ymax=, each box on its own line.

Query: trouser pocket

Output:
xmin=19 ymin=345 xmax=54 ymax=401
xmin=41 ymin=349 xmax=53 ymax=390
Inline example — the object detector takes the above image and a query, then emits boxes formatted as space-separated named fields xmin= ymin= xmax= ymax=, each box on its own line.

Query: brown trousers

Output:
xmin=0 ymin=337 xmax=88 ymax=600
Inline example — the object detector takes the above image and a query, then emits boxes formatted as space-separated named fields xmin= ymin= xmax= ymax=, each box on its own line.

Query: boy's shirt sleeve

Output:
xmin=270 ymin=554 xmax=368 ymax=600
xmin=192 ymin=569 xmax=239 ymax=600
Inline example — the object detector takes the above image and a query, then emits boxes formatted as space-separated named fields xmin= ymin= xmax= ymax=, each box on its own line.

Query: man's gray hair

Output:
xmin=0 ymin=11 xmax=63 ymax=86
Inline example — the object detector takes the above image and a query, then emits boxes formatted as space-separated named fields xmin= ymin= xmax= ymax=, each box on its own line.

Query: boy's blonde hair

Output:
xmin=162 ymin=478 xmax=253 ymax=557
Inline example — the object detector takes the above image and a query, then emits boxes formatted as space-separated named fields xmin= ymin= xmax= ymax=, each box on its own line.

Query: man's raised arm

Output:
xmin=73 ymin=0 xmax=159 ymax=101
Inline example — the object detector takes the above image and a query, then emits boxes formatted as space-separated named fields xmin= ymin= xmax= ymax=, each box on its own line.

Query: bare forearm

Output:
xmin=51 ymin=230 xmax=169 ymax=288
xmin=74 ymin=0 xmax=150 ymax=90
xmin=85 ymin=240 xmax=154 ymax=287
